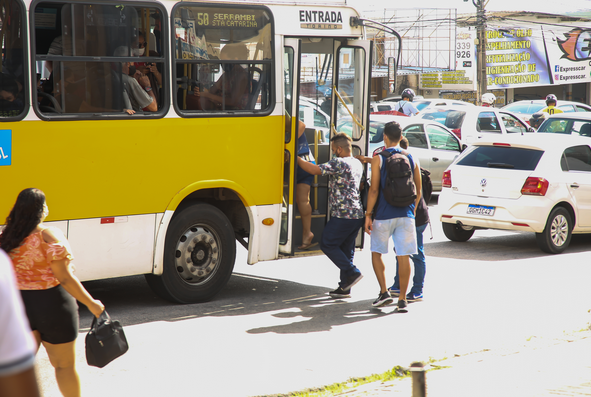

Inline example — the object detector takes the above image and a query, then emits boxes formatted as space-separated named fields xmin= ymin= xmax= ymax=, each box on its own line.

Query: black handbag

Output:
xmin=85 ymin=310 xmax=129 ymax=368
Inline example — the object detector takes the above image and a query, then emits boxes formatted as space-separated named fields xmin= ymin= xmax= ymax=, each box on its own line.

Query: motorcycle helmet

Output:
xmin=401 ymin=88 xmax=415 ymax=101
xmin=545 ymin=94 xmax=558 ymax=106
xmin=481 ymin=93 xmax=496 ymax=105
xmin=529 ymin=111 xmax=548 ymax=129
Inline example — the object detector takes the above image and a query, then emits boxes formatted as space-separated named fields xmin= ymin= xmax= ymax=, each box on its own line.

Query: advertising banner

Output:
xmin=486 ymin=26 xmax=591 ymax=89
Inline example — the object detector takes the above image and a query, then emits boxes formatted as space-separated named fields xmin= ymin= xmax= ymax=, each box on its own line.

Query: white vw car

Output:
xmin=439 ymin=134 xmax=591 ymax=254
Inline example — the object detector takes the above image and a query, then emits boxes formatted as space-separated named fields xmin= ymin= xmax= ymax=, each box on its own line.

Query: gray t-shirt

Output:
xmin=121 ymin=74 xmax=152 ymax=111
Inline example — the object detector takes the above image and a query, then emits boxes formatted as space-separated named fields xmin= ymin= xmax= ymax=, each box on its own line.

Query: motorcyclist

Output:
xmin=481 ymin=93 xmax=496 ymax=107
xmin=395 ymin=88 xmax=419 ymax=116
xmin=541 ymin=94 xmax=563 ymax=115
xmin=529 ymin=111 xmax=548 ymax=130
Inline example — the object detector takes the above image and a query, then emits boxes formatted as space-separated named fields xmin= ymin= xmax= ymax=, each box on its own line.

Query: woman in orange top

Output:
xmin=0 ymin=188 xmax=104 ymax=397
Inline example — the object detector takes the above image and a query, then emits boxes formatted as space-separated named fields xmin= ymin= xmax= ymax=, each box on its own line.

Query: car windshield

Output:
xmin=421 ymin=109 xmax=466 ymax=129
xmin=537 ymin=118 xmax=591 ymax=136
xmin=504 ymin=103 xmax=545 ymax=114
xmin=457 ymin=146 xmax=544 ymax=170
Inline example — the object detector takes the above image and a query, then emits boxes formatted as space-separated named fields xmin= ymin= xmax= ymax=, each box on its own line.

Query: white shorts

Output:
xmin=370 ymin=217 xmax=417 ymax=256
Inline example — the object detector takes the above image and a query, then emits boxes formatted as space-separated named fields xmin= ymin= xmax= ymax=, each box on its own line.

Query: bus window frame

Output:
xmin=1 ymin=0 xmax=29 ymax=122
xmin=30 ymin=0 xmax=169 ymax=121
xmin=334 ymin=42 xmax=369 ymax=145
xmin=171 ymin=2 xmax=275 ymax=118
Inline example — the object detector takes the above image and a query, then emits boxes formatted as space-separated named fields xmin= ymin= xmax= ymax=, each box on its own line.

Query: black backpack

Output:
xmin=420 ymin=167 xmax=433 ymax=204
xmin=379 ymin=150 xmax=417 ymax=207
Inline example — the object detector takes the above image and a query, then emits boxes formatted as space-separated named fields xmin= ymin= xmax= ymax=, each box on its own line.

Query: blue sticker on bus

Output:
xmin=0 ymin=130 xmax=12 ymax=166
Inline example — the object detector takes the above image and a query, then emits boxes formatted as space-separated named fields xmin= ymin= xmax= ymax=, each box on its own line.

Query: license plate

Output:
xmin=467 ymin=204 xmax=495 ymax=216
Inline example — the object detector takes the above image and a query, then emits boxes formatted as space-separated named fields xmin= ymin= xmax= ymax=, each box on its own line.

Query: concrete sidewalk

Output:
xmin=331 ymin=331 xmax=591 ymax=396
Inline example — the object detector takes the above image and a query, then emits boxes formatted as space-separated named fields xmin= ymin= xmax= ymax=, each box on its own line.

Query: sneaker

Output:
xmin=342 ymin=273 xmax=363 ymax=291
xmin=388 ymin=287 xmax=400 ymax=297
xmin=372 ymin=291 xmax=394 ymax=307
xmin=406 ymin=292 xmax=423 ymax=302
xmin=396 ymin=299 xmax=409 ymax=313
xmin=329 ymin=287 xmax=351 ymax=298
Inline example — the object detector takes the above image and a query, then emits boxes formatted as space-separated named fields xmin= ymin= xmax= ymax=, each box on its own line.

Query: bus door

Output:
xmin=280 ymin=38 xmax=371 ymax=255
xmin=279 ymin=38 xmax=301 ymax=255
xmin=281 ymin=37 xmax=332 ymax=256
xmin=333 ymin=39 xmax=373 ymax=249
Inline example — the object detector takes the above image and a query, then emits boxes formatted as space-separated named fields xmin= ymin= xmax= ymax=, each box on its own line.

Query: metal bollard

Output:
xmin=410 ymin=361 xmax=426 ymax=397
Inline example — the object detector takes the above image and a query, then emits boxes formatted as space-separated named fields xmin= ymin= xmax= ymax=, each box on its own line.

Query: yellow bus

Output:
xmin=0 ymin=0 xmax=398 ymax=302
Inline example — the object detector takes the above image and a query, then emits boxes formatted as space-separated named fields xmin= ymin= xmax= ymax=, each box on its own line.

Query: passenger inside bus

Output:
xmin=114 ymin=46 xmax=158 ymax=114
xmin=0 ymin=74 xmax=23 ymax=117
xmin=192 ymin=43 xmax=250 ymax=110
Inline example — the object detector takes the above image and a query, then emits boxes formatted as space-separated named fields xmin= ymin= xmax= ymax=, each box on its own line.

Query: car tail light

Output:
xmin=442 ymin=170 xmax=452 ymax=188
xmin=493 ymin=142 xmax=511 ymax=147
xmin=521 ymin=177 xmax=549 ymax=196
xmin=451 ymin=128 xmax=461 ymax=139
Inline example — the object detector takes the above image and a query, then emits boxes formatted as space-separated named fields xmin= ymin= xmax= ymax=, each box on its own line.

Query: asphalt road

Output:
xmin=35 ymin=201 xmax=591 ymax=397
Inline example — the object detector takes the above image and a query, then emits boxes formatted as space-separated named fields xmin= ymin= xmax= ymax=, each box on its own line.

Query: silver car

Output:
xmin=337 ymin=115 xmax=464 ymax=192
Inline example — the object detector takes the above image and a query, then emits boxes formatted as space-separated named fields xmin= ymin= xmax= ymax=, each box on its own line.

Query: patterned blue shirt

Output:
xmin=318 ymin=156 xmax=364 ymax=219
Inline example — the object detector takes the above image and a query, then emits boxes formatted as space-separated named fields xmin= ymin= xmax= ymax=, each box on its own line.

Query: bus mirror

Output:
xmin=388 ymin=57 xmax=396 ymax=94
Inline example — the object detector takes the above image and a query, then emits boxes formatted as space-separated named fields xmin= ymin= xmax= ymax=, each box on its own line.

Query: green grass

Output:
xmin=255 ymin=366 xmax=410 ymax=397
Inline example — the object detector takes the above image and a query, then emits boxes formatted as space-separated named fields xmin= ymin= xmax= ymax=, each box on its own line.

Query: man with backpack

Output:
xmin=297 ymin=133 xmax=365 ymax=298
xmin=388 ymin=136 xmax=431 ymax=302
xmin=364 ymin=121 xmax=421 ymax=311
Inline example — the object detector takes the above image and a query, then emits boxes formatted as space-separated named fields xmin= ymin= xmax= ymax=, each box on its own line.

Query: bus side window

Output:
xmin=34 ymin=2 xmax=166 ymax=117
xmin=0 ymin=0 xmax=26 ymax=120
xmin=174 ymin=4 xmax=273 ymax=115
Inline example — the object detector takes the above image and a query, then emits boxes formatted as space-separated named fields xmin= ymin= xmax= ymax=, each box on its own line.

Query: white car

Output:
xmin=536 ymin=113 xmax=591 ymax=137
xmin=502 ymin=100 xmax=591 ymax=123
xmin=413 ymin=99 xmax=474 ymax=112
xmin=369 ymin=101 xmax=399 ymax=113
xmin=337 ymin=114 xmax=464 ymax=191
xmin=439 ymin=134 xmax=591 ymax=253
xmin=419 ymin=105 xmax=534 ymax=144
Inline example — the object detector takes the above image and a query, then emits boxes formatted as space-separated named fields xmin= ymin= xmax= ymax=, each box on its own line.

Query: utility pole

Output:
xmin=474 ymin=0 xmax=487 ymax=105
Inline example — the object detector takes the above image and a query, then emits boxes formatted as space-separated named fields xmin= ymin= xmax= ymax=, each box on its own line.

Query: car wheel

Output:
xmin=442 ymin=222 xmax=475 ymax=242
xmin=535 ymin=207 xmax=572 ymax=254
xmin=145 ymin=203 xmax=236 ymax=303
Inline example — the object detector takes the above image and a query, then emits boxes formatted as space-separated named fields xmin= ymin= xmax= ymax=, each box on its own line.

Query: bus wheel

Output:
xmin=146 ymin=204 xmax=236 ymax=303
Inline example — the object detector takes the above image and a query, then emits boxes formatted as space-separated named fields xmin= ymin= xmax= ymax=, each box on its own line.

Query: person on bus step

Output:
xmin=291 ymin=113 xmax=317 ymax=251
xmin=541 ymin=94 xmax=563 ymax=115
xmin=0 ymin=188 xmax=105 ymax=397
xmin=297 ymin=133 xmax=365 ymax=298
xmin=481 ymin=93 xmax=496 ymax=107
xmin=395 ymin=88 xmax=419 ymax=116
xmin=114 ymin=46 xmax=157 ymax=114
xmin=192 ymin=43 xmax=250 ymax=110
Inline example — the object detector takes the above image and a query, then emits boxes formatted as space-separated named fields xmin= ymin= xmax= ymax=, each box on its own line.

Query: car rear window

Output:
xmin=421 ymin=109 xmax=466 ymax=129
xmin=457 ymin=146 xmax=543 ymax=170
xmin=504 ymin=103 xmax=545 ymax=114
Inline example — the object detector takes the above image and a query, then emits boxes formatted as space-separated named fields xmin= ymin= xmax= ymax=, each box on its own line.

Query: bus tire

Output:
xmin=145 ymin=203 xmax=236 ymax=303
